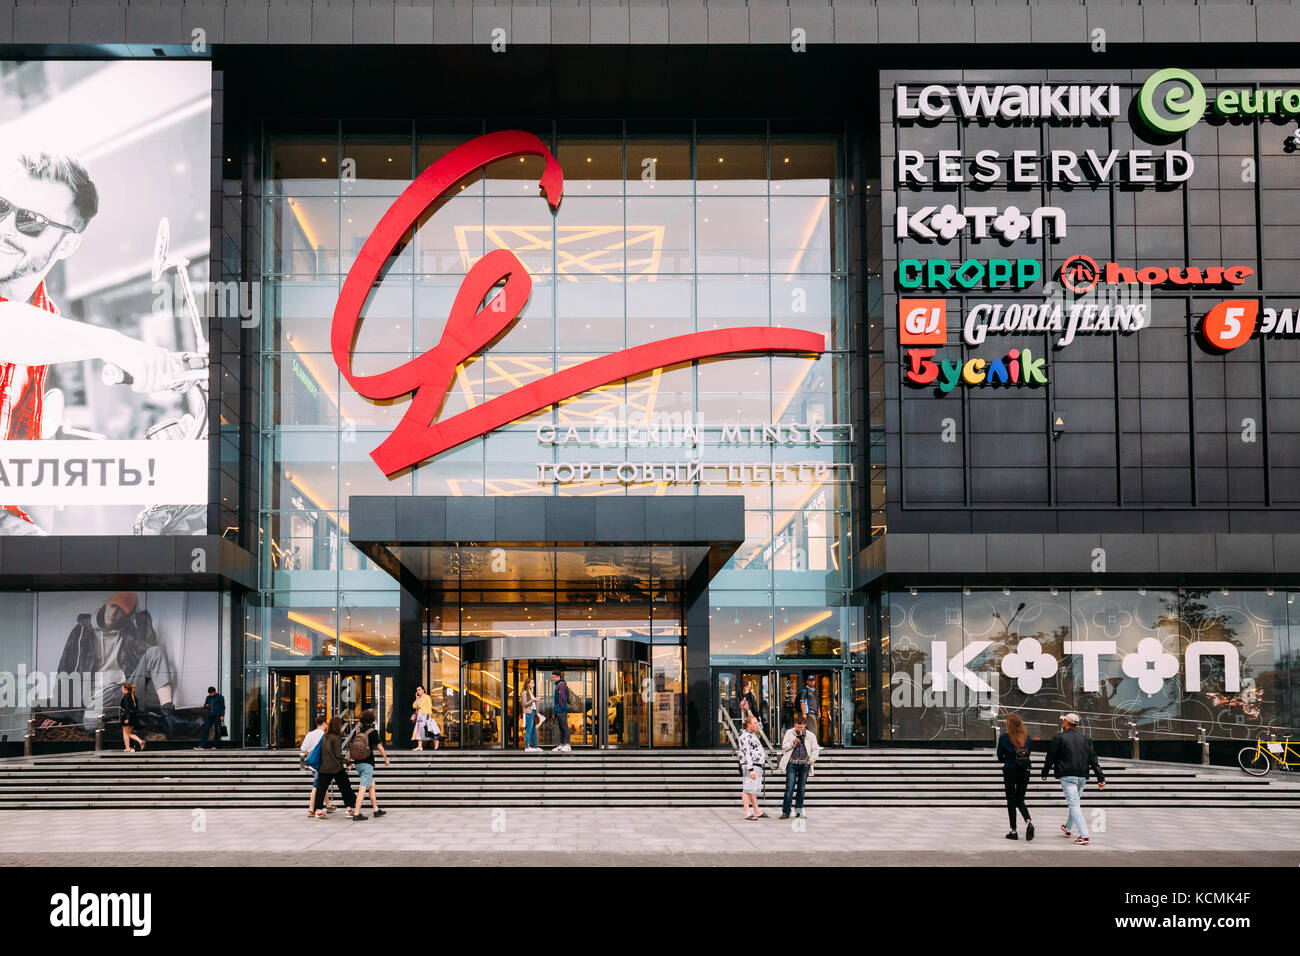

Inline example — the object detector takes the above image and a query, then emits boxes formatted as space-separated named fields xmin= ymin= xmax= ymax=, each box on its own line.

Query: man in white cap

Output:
xmin=1040 ymin=713 xmax=1106 ymax=846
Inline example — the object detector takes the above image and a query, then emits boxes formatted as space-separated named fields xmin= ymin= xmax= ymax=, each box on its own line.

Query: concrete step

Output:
xmin=3 ymin=747 xmax=1295 ymax=809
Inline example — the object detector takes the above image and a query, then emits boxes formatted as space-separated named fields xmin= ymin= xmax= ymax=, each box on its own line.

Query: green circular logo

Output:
xmin=1137 ymin=68 xmax=1207 ymax=135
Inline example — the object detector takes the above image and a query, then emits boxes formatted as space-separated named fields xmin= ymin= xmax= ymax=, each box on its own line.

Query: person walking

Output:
xmin=520 ymin=678 xmax=541 ymax=752
xmin=350 ymin=709 xmax=390 ymax=821
xmin=739 ymin=679 xmax=758 ymax=727
xmin=996 ymin=713 xmax=1035 ymax=841
xmin=412 ymin=686 xmax=432 ymax=751
xmin=194 ymin=686 xmax=225 ymax=750
xmin=552 ymin=670 xmax=572 ymax=752
xmin=798 ymin=675 xmax=820 ymax=740
xmin=311 ymin=716 xmax=357 ymax=819
xmin=299 ymin=713 xmax=335 ymax=817
xmin=738 ymin=714 xmax=769 ymax=820
xmin=1040 ymin=712 xmax=1106 ymax=846
xmin=778 ymin=713 xmax=821 ymax=819
xmin=119 ymin=682 xmax=145 ymax=752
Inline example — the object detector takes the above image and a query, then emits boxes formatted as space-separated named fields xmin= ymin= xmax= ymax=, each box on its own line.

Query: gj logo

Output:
xmin=50 ymin=886 xmax=151 ymax=936
xmin=1137 ymin=67 xmax=1207 ymax=135
xmin=1202 ymin=300 xmax=1260 ymax=351
xmin=898 ymin=299 xmax=947 ymax=345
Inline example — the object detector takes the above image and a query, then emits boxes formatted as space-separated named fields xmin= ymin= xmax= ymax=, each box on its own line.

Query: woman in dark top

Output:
xmin=119 ymin=682 xmax=145 ymax=753
xmin=311 ymin=716 xmax=357 ymax=819
xmin=996 ymin=713 xmax=1034 ymax=841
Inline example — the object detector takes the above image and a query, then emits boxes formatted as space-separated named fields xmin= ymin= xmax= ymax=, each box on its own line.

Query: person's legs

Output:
xmin=1061 ymin=776 xmax=1088 ymax=838
xmin=794 ymin=764 xmax=809 ymax=812
xmin=558 ymin=712 xmax=570 ymax=748
xmin=781 ymin=766 xmax=797 ymax=816
xmin=121 ymin=725 xmax=131 ymax=752
xmin=525 ymin=712 xmax=536 ymax=749
xmin=1014 ymin=769 xmax=1031 ymax=822
xmin=1003 ymin=769 xmax=1019 ymax=830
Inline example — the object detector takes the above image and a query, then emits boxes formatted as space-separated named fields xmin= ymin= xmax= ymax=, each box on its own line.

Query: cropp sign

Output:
xmin=332 ymin=131 xmax=826 ymax=476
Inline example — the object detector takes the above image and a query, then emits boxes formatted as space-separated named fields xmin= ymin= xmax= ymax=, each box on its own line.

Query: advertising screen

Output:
xmin=0 ymin=589 xmax=220 ymax=745
xmin=0 ymin=60 xmax=212 ymax=535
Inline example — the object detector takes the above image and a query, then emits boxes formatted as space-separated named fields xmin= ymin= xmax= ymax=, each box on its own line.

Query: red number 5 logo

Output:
xmin=331 ymin=131 xmax=825 ymax=477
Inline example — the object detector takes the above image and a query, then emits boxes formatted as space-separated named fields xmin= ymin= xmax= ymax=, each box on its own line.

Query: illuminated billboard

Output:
xmin=0 ymin=60 xmax=211 ymax=535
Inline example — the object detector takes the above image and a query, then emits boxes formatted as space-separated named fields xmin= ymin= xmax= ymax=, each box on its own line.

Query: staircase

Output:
xmin=2 ymin=749 xmax=1299 ymax=810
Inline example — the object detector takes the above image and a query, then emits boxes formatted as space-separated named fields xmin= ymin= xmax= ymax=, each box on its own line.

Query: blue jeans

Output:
xmin=782 ymin=763 xmax=811 ymax=815
xmin=198 ymin=716 xmax=221 ymax=748
xmin=1060 ymin=775 xmax=1088 ymax=838
xmin=524 ymin=711 xmax=537 ymax=748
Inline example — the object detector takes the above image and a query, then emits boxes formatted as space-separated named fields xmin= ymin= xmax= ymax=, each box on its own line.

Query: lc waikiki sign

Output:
xmin=331 ymin=132 xmax=823 ymax=476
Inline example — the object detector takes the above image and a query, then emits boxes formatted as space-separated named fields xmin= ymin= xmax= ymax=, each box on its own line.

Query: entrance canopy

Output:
xmin=348 ymin=495 xmax=745 ymax=595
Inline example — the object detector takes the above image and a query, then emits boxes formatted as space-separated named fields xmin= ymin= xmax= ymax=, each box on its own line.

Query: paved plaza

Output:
xmin=1 ymin=804 xmax=1297 ymax=866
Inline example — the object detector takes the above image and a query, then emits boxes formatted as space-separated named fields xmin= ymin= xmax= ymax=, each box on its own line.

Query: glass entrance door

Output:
xmin=270 ymin=671 xmax=330 ymax=749
xmin=270 ymin=670 xmax=395 ymax=748
xmin=778 ymin=669 xmax=840 ymax=746
xmin=535 ymin=665 xmax=597 ymax=748
xmin=606 ymin=660 xmax=649 ymax=747
xmin=714 ymin=669 xmax=776 ymax=745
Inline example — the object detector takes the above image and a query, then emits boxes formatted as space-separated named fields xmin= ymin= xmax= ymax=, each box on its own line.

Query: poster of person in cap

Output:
xmin=26 ymin=589 xmax=217 ymax=742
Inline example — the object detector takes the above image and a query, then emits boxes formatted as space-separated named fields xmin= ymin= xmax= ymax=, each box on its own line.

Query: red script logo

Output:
xmin=332 ymin=131 xmax=825 ymax=476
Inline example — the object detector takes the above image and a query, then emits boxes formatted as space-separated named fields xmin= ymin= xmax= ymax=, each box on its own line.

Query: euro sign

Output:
xmin=331 ymin=131 xmax=825 ymax=476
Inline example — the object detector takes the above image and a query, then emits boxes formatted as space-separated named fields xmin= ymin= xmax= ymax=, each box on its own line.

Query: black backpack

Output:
xmin=1013 ymin=741 xmax=1032 ymax=769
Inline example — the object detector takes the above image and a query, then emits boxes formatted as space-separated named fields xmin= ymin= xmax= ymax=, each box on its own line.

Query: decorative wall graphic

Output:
xmin=887 ymin=589 xmax=1289 ymax=742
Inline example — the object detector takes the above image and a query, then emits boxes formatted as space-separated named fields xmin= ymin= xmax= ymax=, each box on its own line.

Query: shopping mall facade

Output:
xmin=0 ymin=1 xmax=1297 ymax=759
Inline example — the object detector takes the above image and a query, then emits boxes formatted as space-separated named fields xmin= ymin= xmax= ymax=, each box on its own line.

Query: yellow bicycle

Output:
xmin=1238 ymin=730 xmax=1300 ymax=776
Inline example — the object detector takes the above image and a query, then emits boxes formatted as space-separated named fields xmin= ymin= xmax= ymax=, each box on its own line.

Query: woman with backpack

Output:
xmin=997 ymin=713 xmax=1035 ymax=841
xmin=311 ymin=716 xmax=357 ymax=819
xmin=119 ymin=683 xmax=145 ymax=753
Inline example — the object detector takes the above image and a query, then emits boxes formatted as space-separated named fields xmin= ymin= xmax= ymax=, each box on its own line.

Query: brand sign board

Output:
xmin=330 ymin=132 xmax=825 ymax=479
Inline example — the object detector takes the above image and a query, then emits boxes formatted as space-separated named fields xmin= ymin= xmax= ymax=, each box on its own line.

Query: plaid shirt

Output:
xmin=0 ymin=282 xmax=57 ymax=524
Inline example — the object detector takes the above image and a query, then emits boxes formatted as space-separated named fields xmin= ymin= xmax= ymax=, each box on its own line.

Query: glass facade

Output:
xmin=246 ymin=120 xmax=861 ymax=746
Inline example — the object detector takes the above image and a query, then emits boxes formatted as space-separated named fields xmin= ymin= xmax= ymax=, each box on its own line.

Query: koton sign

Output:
xmin=331 ymin=132 xmax=823 ymax=476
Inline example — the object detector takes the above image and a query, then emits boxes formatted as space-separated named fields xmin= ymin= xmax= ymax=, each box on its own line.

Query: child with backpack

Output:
xmin=996 ymin=713 xmax=1035 ymax=841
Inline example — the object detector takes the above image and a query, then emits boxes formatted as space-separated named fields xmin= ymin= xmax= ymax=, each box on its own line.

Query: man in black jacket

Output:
xmin=1040 ymin=713 xmax=1106 ymax=846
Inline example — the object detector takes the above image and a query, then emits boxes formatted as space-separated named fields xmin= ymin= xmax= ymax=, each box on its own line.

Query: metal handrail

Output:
xmin=988 ymin=704 xmax=1297 ymax=744
xmin=719 ymin=705 xmax=779 ymax=772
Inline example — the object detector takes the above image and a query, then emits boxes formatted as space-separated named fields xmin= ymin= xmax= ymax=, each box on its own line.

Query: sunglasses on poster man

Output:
xmin=0 ymin=195 xmax=79 ymax=237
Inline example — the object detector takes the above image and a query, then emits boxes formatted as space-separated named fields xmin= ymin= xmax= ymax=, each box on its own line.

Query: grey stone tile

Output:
xmin=552 ymin=5 xmax=590 ymax=43
xmin=1256 ymin=3 xmax=1300 ymax=42
xmin=630 ymin=6 xmax=667 ymax=43
xmin=834 ymin=3 xmax=875 ymax=44
xmin=1086 ymin=1 xmax=1143 ymax=45
xmin=749 ymin=6 xmax=789 ymax=44
xmin=270 ymin=4 xmax=311 ymax=43
xmin=434 ymin=3 xmax=472 ymax=43
xmin=668 ymin=4 xmax=707 ymax=44
xmin=311 ymin=4 xmax=352 ymax=43
xmin=224 ymin=3 xmax=269 ymax=44
xmin=1031 ymin=3 xmax=1087 ymax=44
xmin=591 ymin=5 xmax=628 ymax=43
xmin=511 ymin=5 xmax=550 ymax=44
xmin=126 ymin=4 xmax=184 ymax=44
xmin=1144 ymin=2 xmax=1199 ymax=43
xmin=354 ymin=3 xmax=396 ymax=43
xmin=14 ymin=4 xmax=70 ymax=43
xmin=708 ymin=5 xmax=747 ymax=44
xmin=472 ymin=4 xmax=509 ymax=45
xmin=877 ymin=3 xmax=918 ymax=44
xmin=789 ymin=3 xmax=834 ymax=44
xmin=975 ymin=5 xmax=1029 ymax=44
xmin=919 ymin=4 xmax=974 ymax=44
xmin=394 ymin=5 xmax=434 ymax=44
